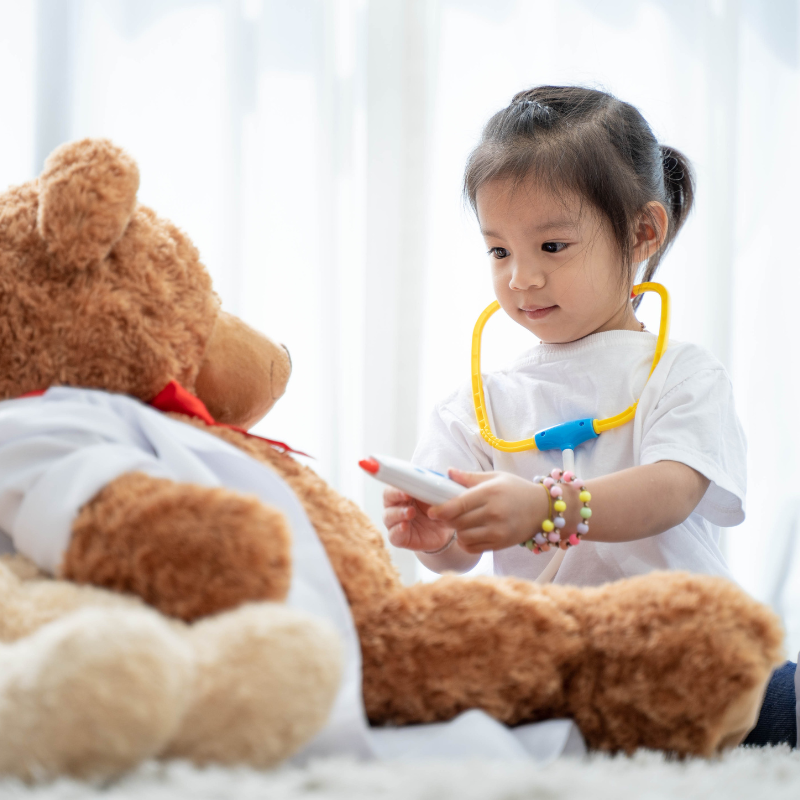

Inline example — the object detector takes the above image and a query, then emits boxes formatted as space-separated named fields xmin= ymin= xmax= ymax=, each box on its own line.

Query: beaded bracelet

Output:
xmin=521 ymin=469 xmax=592 ymax=554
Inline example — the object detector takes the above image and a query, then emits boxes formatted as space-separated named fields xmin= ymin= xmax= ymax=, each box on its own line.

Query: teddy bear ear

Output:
xmin=37 ymin=138 xmax=140 ymax=271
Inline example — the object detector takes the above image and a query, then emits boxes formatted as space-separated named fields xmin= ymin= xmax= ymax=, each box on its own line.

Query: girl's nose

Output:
xmin=509 ymin=260 xmax=545 ymax=291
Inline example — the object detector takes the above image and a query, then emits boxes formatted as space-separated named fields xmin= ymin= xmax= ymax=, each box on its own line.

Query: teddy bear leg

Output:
xmin=358 ymin=575 xmax=586 ymax=728
xmin=567 ymin=572 xmax=784 ymax=756
xmin=62 ymin=471 xmax=293 ymax=622
xmin=164 ymin=602 xmax=342 ymax=767
xmin=356 ymin=573 xmax=783 ymax=757
xmin=0 ymin=606 xmax=194 ymax=781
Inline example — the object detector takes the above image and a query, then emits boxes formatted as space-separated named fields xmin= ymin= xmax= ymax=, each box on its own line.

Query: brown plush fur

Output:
xmin=0 ymin=140 xmax=219 ymax=402
xmin=63 ymin=472 xmax=292 ymax=621
xmin=178 ymin=422 xmax=785 ymax=756
xmin=0 ymin=138 xmax=786 ymax=758
xmin=38 ymin=139 xmax=141 ymax=272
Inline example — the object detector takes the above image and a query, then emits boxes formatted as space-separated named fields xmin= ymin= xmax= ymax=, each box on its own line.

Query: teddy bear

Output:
xmin=0 ymin=138 xmax=785 ymax=776
xmin=0 ymin=139 xmax=345 ymax=780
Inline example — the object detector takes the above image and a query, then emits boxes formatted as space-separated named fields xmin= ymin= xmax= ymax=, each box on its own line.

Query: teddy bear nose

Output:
xmin=281 ymin=345 xmax=292 ymax=373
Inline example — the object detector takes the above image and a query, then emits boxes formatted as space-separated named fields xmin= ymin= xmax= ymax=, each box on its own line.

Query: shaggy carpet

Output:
xmin=1 ymin=748 xmax=798 ymax=799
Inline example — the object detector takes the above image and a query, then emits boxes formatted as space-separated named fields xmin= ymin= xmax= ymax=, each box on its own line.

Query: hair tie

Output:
xmin=513 ymin=99 xmax=554 ymax=119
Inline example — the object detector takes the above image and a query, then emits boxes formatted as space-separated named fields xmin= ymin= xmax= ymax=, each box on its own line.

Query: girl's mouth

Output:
xmin=521 ymin=305 xmax=557 ymax=320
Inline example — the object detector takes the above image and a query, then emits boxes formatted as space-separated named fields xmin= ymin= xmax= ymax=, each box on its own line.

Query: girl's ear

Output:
xmin=632 ymin=201 xmax=669 ymax=264
xmin=37 ymin=138 xmax=140 ymax=272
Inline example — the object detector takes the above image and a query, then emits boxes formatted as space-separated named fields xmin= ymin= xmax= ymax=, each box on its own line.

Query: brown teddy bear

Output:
xmin=0 ymin=139 xmax=785 ymax=775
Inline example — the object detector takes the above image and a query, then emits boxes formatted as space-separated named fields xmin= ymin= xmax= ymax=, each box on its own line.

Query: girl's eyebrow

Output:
xmin=481 ymin=219 xmax=576 ymax=238
xmin=532 ymin=218 xmax=576 ymax=232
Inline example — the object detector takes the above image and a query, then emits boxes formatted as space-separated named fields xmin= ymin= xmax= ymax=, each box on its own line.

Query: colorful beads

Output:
xmin=521 ymin=479 xmax=558 ymax=553
xmin=522 ymin=469 xmax=592 ymax=554
xmin=573 ymin=483 xmax=592 ymax=543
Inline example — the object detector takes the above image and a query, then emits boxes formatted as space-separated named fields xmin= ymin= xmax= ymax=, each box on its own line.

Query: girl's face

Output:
xmin=476 ymin=177 xmax=640 ymax=344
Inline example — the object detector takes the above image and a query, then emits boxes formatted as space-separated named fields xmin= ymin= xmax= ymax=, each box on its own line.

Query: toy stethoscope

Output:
xmin=472 ymin=281 xmax=670 ymax=467
xmin=471 ymin=282 xmax=670 ymax=581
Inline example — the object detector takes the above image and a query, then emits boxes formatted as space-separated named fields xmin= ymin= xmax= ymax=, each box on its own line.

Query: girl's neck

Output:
xmin=590 ymin=300 xmax=643 ymax=336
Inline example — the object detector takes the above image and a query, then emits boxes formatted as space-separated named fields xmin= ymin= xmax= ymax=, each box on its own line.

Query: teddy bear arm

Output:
xmin=61 ymin=471 xmax=292 ymax=622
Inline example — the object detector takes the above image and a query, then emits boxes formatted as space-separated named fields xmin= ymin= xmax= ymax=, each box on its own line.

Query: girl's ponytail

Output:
xmin=660 ymin=145 xmax=695 ymax=239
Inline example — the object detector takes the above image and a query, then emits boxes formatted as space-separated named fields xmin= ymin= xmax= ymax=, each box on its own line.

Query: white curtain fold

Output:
xmin=0 ymin=0 xmax=799 ymax=647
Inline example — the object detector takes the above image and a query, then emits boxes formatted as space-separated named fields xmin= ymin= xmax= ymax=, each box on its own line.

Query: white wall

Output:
xmin=1 ymin=0 xmax=799 ymax=651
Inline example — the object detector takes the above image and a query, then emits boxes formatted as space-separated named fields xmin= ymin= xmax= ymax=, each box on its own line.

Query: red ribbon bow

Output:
xmin=22 ymin=381 xmax=311 ymax=458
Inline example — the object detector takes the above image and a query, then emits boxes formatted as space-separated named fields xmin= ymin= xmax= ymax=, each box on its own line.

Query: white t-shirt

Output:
xmin=412 ymin=330 xmax=746 ymax=586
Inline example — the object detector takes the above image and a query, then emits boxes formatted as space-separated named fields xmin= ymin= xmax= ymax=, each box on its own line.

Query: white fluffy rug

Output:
xmin=1 ymin=748 xmax=798 ymax=799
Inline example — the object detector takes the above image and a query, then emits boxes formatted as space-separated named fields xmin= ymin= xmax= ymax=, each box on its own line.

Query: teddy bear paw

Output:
xmin=0 ymin=606 xmax=194 ymax=781
xmin=165 ymin=602 xmax=342 ymax=768
xmin=64 ymin=472 xmax=293 ymax=622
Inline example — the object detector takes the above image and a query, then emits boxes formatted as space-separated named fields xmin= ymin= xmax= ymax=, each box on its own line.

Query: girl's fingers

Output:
xmin=438 ymin=507 xmax=491 ymax=532
xmin=447 ymin=468 xmax=497 ymax=489
xmin=387 ymin=521 xmax=410 ymax=546
xmin=428 ymin=487 xmax=487 ymax=522
xmin=383 ymin=506 xmax=415 ymax=528
xmin=454 ymin=526 xmax=494 ymax=553
xmin=383 ymin=487 xmax=411 ymax=507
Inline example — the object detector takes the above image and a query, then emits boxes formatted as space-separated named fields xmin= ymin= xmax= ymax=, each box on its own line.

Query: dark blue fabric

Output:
xmin=742 ymin=661 xmax=797 ymax=748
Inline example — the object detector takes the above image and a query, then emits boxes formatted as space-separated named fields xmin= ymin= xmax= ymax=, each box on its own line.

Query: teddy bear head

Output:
xmin=0 ymin=138 xmax=290 ymax=428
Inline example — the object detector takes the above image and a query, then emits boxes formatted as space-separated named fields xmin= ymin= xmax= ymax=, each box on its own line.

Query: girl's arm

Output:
xmin=428 ymin=461 xmax=710 ymax=554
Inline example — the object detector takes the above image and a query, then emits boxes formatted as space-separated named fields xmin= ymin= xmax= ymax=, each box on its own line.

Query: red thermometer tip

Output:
xmin=359 ymin=457 xmax=379 ymax=474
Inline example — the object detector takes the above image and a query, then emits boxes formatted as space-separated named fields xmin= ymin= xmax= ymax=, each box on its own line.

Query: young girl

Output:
xmin=384 ymin=86 xmax=796 ymax=747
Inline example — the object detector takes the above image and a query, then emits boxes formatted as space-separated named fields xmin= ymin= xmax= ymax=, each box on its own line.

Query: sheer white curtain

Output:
xmin=1 ymin=0 xmax=799 ymax=647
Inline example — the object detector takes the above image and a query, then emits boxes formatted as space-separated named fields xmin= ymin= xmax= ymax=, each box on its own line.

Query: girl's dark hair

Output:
xmin=464 ymin=86 xmax=694 ymax=302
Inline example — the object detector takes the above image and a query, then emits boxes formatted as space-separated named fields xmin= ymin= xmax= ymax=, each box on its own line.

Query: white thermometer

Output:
xmin=359 ymin=454 xmax=466 ymax=506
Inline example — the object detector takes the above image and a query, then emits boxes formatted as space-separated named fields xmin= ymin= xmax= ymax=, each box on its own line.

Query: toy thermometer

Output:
xmin=359 ymin=454 xmax=466 ymax=506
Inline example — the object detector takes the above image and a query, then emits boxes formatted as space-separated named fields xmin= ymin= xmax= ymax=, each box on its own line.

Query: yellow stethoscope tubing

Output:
xmin=470 ymin=281 xmax=671 ymax=453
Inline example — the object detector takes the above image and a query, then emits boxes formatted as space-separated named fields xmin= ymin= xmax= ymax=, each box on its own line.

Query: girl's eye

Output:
xmin=542 ymin=242 xmax=567 ymax=254
xmin=488 ymin=247 xmax=510 ymax=259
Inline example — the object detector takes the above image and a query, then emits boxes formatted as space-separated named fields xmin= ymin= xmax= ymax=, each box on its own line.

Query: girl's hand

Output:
xmin=383 ymin=487 xmax=455 ymax=552
xmin=428 ymin=469 xmax=548 ymax=554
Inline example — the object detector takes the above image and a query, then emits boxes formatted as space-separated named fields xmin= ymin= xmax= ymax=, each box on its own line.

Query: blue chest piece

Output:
xmin=533 ymin=418 xmax=599 ymax=452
